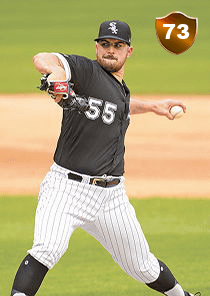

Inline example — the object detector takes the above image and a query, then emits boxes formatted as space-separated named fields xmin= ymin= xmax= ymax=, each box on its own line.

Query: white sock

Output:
xmin=164 ymin=283 xmax=185 ymax=296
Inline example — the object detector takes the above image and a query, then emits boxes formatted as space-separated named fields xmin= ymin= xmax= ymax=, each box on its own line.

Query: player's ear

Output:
xmin=96 ymin=42 xmax=100 ymax=53
xmin=95 ymin=42 xmax=99 ymax=55
xmin=127 ymin=46 xmax=133 ymax=58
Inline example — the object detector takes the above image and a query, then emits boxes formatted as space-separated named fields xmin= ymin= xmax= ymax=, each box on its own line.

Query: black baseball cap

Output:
xmin=94 ymin=20 xmax=131 ymax=46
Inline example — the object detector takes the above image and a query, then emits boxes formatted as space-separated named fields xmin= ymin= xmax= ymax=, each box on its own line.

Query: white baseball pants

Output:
xmin=28 ymin=163 xmax=160 ymax=283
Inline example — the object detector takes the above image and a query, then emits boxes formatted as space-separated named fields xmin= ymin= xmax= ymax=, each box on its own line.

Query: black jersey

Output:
xmin=54 ymin=54 xmax=130 ymax=176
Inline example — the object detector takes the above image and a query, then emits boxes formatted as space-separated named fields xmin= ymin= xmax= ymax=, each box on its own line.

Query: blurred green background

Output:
xmin=0 ymin=0 xmax=209 ymax=94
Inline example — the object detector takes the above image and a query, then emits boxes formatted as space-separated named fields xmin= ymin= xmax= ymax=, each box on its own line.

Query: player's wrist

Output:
xmin=47 ymin=68 xmax=66 ymax=82
xmin=150 ymin=101 xmax=165 ymax=115
xmin=142 ymin=101 xmax=157 ymax=113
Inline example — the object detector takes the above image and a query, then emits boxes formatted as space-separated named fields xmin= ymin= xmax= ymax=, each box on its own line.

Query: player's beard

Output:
xmin=97 ymin=54 xmax=126 ymax=73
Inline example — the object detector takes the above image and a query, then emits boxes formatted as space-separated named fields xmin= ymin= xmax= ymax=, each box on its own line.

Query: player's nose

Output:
xmin=107 ymin=45 xmax=116 ymax=54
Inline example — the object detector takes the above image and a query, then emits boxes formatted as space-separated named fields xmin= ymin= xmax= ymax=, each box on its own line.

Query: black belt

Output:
xmin=68 ymin=172 xmax=120 ymax=188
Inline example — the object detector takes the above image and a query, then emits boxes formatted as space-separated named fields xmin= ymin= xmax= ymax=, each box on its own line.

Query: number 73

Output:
xmin=163 ymin=24 xmax=189 ymax=39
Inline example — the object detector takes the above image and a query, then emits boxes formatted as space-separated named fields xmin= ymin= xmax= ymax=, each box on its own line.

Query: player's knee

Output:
xmin=127 ymin=253 xmax=160 ymax=283
xmin=29 ymin=245 xmax=68 ymax=269
xmin=138 ymin=261 xmax=159 ymax=282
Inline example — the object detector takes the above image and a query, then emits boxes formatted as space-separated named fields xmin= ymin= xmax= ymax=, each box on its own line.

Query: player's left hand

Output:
xmin=38 ymin=74 xmax=90 ymax=113
xmin=153 ymin=99 xmax=186 ymax=120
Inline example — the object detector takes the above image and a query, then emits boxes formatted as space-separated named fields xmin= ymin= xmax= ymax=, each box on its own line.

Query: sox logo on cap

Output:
xmin=108 ymin=22 xmax=118 ymax=34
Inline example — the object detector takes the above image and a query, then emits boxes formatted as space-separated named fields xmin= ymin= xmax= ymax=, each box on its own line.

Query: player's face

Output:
xmin=96 ymin=39 xmax=133 ymax=73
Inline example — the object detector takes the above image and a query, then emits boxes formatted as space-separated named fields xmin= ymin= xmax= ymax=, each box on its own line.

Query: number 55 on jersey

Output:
xmin=155 ymin=11 xmax=198 ymax=55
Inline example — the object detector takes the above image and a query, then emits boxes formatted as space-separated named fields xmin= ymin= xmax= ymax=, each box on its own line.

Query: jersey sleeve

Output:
xmin=52 ymin=53 xmax=94 ymax=95
xmin=51 ymin=52 xmax=71 ymax=81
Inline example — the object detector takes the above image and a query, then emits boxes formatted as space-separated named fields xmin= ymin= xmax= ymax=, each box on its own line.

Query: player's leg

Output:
xmin=10 ymin=169 xmax=77 ymax=296
xmin=82 ymin=184 xmax=193 ymax=296
xmin=82 ymin=186 xmax=160 ymax=282
xmin=10 ymin=163 xmax=109 ymax=296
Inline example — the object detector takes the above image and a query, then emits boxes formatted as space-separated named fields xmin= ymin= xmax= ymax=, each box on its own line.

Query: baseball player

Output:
xmin=10 ymin=20 xmax=200 ymax=296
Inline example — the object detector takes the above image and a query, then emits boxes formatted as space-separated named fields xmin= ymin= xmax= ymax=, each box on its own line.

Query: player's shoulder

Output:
xmin=61 ymin=54 xmax=93 ymax=65
xmin=63 ymin=54 xmax=104 ymax=77
xmin=55 ymin=53 xmax=102 ymax=72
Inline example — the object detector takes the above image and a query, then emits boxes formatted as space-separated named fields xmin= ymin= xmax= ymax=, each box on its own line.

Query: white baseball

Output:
xmin=170 ymin=106 xmax=184 ymax=119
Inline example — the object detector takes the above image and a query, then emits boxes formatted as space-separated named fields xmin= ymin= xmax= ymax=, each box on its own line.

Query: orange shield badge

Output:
xmin=156 ymin=12 xmax=198 ymax=55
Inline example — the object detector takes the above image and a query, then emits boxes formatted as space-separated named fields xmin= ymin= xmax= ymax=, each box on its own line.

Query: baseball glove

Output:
xmin=38 ymin=74 xmax=90 ymax=113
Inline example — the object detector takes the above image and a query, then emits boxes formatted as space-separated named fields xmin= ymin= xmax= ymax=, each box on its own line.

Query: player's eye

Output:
xmin=99 ymin=41 xmax=126 ymax=49
xmin=100 ymin=42 xmax=110 ymax=48
xmin=114 ymin=42 xmax=125 ymax=48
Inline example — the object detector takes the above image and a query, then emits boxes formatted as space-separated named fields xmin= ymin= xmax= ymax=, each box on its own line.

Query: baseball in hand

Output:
xmin=170 ymin=106 xmax=184 ymax=119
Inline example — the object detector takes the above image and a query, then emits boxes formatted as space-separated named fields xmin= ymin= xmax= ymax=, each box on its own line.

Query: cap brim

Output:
xmin=94 ymin=36 xmax=130 ymax=45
